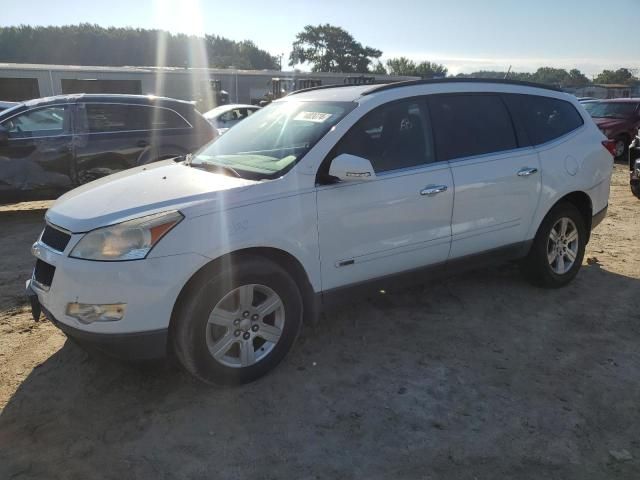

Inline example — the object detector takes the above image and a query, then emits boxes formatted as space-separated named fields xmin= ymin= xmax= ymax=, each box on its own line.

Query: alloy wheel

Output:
xmin=547 ymin=217 xmax=579 ymax=274
xmin=205 ymin=284 xmax=285 ymax=368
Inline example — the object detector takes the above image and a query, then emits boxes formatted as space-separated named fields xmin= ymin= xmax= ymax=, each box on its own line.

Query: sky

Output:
xmin=2 ymin=0 xmax=638 ymax=77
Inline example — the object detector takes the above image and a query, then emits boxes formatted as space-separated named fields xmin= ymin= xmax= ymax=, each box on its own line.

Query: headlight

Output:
xmin=70 ymin=211 xmax=183 ymax=261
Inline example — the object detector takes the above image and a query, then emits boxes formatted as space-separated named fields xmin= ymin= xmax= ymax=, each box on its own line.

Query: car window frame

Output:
xmin=0 ymin=104 xmax=72 ymax=140
xmin=500 ymin=93 xmax=585 ymax=148
xmin=318 ymin=95 xmax=439 ymax=182
xmin=76 ymin=102 xmax=193 ymax=135
xmin=427 ymin=92 xmax=521 ymax=163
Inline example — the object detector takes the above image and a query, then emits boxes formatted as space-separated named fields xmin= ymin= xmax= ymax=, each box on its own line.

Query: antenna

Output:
xmin=504 ymin=65 xmax=512 ymax=79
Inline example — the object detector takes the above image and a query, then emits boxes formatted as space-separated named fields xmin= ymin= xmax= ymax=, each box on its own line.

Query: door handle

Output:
xmin=517 ymin=167 xmax=538 ymax=177
xmin=420 ymin=184 xmax=448 ymax=196
xmin=137 ymin=140 xmax=149 ymax=148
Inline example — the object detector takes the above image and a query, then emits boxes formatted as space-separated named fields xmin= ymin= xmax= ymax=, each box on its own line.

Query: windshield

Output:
xmin=191 ymin=100 xmax=355 ymax=180
xmin=588 ymin=102 xmax=638 ymax=119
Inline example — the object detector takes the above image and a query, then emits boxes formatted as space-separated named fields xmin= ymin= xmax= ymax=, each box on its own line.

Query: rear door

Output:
xmin=428 ymin=94 xmax=541 ymax=259
xmin=0 ymin=104 xmax=74 ymax=196
xmin=73 ymin=102 xmax=152 ymax=184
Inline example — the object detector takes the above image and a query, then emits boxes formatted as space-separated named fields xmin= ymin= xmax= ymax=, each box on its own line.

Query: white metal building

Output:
xmin=0 ymin=63 xmax=417 ymax=110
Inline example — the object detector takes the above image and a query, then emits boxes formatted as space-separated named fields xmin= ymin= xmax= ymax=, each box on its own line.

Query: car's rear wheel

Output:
xmin=171 ymin=256 xmax=303 ymax=385
xmin=521 ymin=202 xmax=586 ymax=288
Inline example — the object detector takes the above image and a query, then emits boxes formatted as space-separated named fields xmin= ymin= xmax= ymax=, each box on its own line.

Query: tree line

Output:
xmin=288 ymin=25 xmax=638 ymax=87
xmin=0 ymin=24 xmax=278 ymax=70
xmin=0 ymin=24 xmax=637 ymax=88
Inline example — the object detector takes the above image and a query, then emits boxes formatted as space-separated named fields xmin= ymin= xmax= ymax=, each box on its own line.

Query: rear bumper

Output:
xmin=591 ymin=204 xmax=608 ymax=230
xmin=27 ymin=280 xmax=168 ymax=361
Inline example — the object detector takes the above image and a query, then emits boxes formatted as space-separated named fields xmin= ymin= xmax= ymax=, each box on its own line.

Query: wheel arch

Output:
xmin=169 ymin=247 xmax=320 ymax=338
xmin=547 ymin=190 xmax=593 ymax=243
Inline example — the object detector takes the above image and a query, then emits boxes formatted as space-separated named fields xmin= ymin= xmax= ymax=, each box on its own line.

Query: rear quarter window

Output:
xmin=503 ymin=94 xmax=584 ymax=145
xmin=144 ymin=107 xmax=190 ymax=129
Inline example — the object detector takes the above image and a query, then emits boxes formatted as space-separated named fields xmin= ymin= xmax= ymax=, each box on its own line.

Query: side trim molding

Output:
xmin=320 ymin=240 xmax=533 ymax=309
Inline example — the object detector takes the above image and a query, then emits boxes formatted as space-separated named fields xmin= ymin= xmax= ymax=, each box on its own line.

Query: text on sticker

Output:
xmin=294 ymin=111 xmax=333 ymax=123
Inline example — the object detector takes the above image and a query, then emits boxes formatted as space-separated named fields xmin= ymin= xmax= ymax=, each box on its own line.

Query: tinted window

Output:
xmin=334 ymin=99 xmax=435 ymax=173
xmin=2 ymin=106 xmax=69 ymax=138
xmin=504 ymin=94 xmax=584 ymax=145
xmin=428 ymin=94 xmax=517 ymax=161
xmin=143 ymin=107 xmax=190 ymax=129
xmin=586 ymin=101 xmax=637 ymax=120
xmin=84 ymin=104 xmax=146 ymax=133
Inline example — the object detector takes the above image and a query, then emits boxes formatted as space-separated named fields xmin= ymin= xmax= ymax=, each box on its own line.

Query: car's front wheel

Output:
xmin=521 ymin=202 xmax=586 ymax=288
xmin=171 ymin=256 xmax=303 ymax=385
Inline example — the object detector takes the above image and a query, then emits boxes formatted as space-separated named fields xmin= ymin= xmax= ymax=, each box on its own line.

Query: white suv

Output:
xmin=27 ymin=80 xmax=613 ymax=384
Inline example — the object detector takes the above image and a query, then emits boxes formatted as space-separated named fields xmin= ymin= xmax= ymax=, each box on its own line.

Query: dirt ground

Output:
xmin=0 ymin=163 xmax=639 ymax=479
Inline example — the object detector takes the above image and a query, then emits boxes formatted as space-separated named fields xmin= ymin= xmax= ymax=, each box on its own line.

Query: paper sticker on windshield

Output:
xmin=294 ymin=111 xmax=333 ymax=123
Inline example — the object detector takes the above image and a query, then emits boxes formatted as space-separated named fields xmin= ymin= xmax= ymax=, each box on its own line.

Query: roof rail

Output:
xmin=286 ymin=81 xmax=392 ymax=96
xmin=362 ymin=78 xmax=564 ymax=95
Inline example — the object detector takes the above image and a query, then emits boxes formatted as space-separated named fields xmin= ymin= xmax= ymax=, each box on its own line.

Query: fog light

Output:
xmin=66 ymin=303 xmax=126 ymax=324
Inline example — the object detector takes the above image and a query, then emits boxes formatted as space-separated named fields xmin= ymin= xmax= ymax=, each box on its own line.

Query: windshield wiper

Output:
xmin=193 ymin=161 xmax=242 ymax=178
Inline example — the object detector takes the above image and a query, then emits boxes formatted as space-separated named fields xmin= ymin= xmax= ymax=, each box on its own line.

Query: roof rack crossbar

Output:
xmin=362 ymin=78 xmax=564 ymax=95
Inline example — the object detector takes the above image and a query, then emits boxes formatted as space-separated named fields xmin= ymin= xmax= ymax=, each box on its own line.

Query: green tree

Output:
xmin=594 ymin=68 xmax=636 ymax=85
xmin=414 ymin=61 xmax=448 ymax=79
xmin=385 ymin=57 xmax=447 ymax=78
xmin=289 ymin=24 xmax=382 ymax=73
xmin=371 ymin=61 xmax=387 ymax=75
xmin=0 ymin=24 xmax=278 ymax=69
xmin=567 ymin=68 xmax=590 ymax=87
xmin=458 ymin=67 xmax=590 ymax=87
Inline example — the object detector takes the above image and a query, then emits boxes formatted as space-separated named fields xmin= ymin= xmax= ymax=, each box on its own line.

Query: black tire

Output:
xmin=171 ymin=256 xmax=303 ymax=385
xmin=632 ymin=183 xmax=640 ymax=200
xmin=520 ymin=202 xmax=587 ymax=288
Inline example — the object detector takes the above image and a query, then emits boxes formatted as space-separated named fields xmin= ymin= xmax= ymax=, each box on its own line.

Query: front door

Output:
xmin=0 ymin=104 xmax=74 ymax=198
xmin=316 ymin=98 xmax=454 ymax=292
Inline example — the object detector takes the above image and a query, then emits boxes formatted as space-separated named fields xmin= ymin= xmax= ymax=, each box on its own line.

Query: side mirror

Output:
xmin=0 ymin=126 xmax=8 ymax=146
xmin=329 ymin=153 xmax=376 ymax=182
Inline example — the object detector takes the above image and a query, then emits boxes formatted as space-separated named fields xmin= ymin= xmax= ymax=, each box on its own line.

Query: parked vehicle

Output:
xmin=580 ymin=100 xmax=599 ymax=115
xmin=0 ymin=94 xmax=215 ymax=202
xmin=26 ymin=79 xmax=613 ymax=385
xmin=586 ymin=98 xmax=640 ymax=161
xmin=203 ymin=104 xmax=260 ymax=136
xmin=0 ymin=101 xmax=19 ymax=112
xmin=630 ymin=134 xmax=640 ymax=198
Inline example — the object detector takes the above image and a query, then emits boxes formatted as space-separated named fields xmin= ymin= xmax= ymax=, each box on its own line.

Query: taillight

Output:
xmin=602 ymin=139 xmax=617 ymax=157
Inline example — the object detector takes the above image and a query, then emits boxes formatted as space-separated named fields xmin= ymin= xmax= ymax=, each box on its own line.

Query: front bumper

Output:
xmin=27 ymin=281 xmax=168 ymax=361
xmin=27 ymin=235 xmax=210 ymax=360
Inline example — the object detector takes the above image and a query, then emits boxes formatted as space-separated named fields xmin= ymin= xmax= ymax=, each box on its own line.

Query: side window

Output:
xmin=503 ymin=94 xmax=584 ymax=145
xmin=334 ymin=99 xmax=435 ymax=173
xmin=144 ymin=107 xmax=190 ymax=129
xmin=84 ymin=104 xmax=146 ymax=133
xmin=428 ymin=94 xmax=517 ymax=161
xmin=2 ymin=106 xmax=69 ymax=138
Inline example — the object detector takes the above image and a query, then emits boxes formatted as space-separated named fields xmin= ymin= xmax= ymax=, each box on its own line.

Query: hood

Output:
xmin=46 ymin=160 xmax=257 ymax=232
xmin=593 ymin=117 xmax=628 ymax=130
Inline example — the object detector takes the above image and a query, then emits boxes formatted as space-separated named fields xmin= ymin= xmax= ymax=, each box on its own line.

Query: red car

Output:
xmin=587 ymin=99 xmax=640 ymax=161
